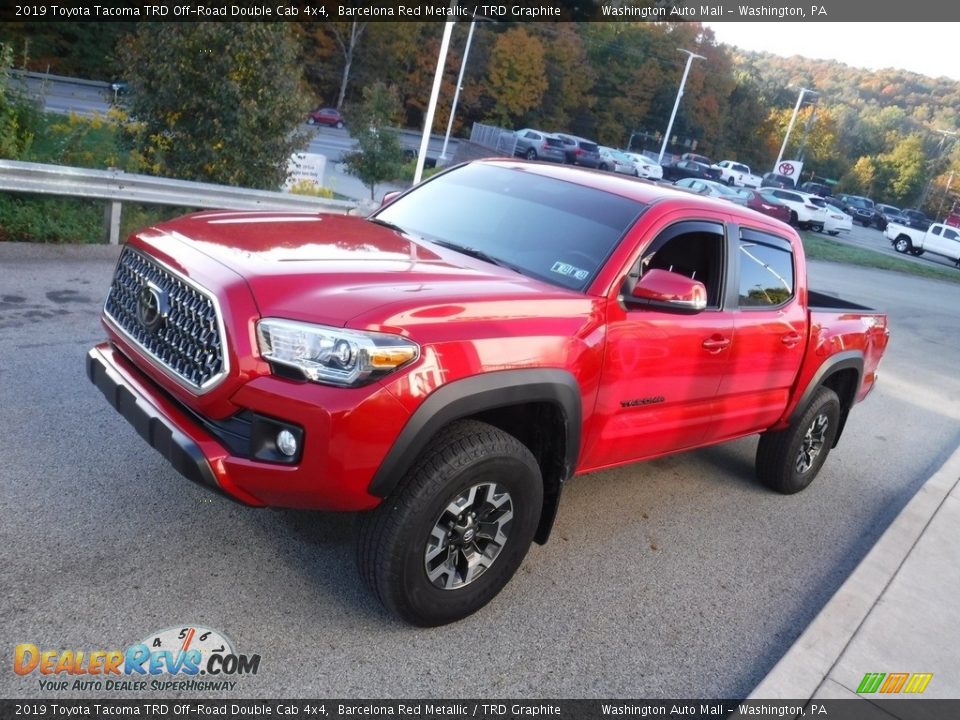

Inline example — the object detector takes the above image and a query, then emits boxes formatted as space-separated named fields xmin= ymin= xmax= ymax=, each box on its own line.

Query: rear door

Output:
xmin=709 ymin=226 xmax=807 ymax=441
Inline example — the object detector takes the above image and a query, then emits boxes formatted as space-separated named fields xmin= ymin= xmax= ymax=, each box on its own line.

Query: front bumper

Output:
xmin=87 ymin=343 xmax=411 ymax=511
xmin=87 ymin=344 xmax=228 ymax=500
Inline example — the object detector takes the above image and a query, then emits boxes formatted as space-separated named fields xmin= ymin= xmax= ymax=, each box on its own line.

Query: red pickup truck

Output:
xmin=88 ymin=160 xmax=889 ymax=626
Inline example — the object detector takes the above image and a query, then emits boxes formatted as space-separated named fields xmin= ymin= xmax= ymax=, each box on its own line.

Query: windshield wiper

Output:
xmin=428 ymin=239 xmax=521 ymax=273
xmin=368 ymin=217 xmax=409 ymax=234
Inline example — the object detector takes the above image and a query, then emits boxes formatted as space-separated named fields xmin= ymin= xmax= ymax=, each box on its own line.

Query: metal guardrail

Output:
xmin=0 ymin=159 xmax=359 ymax=244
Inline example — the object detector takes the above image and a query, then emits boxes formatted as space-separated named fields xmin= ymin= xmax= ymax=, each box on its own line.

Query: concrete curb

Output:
xmin=748 ymin=444 xmax=960 ymax=700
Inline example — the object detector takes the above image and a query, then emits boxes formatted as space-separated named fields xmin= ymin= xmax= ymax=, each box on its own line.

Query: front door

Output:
xmin=582 ymin=220 xmax=734 ymax=470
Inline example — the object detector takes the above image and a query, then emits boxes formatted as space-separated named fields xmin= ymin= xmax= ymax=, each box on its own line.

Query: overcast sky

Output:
xmin=704 ymin=23 xmax=960 ymax=82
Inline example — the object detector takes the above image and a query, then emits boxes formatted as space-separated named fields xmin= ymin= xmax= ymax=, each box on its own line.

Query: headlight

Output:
xmin=256 ymin=318 xmax=419 ymax=387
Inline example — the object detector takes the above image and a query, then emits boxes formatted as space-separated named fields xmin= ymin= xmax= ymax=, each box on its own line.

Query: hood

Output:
xmin=147 ymin=210 xmax=583 ymax=328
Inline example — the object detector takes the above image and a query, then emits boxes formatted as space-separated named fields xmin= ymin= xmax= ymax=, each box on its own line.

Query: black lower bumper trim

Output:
xmin=86 ymin=347 xmax=227 ymax=500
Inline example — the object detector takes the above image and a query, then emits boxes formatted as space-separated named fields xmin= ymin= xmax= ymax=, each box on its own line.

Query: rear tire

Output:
xmin=307 ymin=117 xmax=316 ymax=125
xmin=894 ymin=236 xmax=911 ymax=253
xmin=357 ymin=420 xmax=542 ymax=626
xmin=525 ymin=148 xmax=537 ymax=160
xmin=756 ymin=387 xmax=840 ymax=494
xmin=789 ymin=210 xmax=799 ymax=226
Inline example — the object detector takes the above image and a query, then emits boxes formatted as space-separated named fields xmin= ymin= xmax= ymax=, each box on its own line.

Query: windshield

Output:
xmin=374 ymin=163 xmax=645 ymax=292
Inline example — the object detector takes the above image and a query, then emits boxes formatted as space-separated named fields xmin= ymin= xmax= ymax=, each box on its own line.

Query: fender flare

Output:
xmin=368 ymin=369 xmax=582 ymax=503
xmin=790 ymin=351 xmax=863 ymax=445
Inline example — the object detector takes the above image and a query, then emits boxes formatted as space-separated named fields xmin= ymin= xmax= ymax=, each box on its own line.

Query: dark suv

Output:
xmin=799 ymin=181 xmax=832 ymax=198
xmin=761 ymin=172 xmax=796 ymax=189
xmin=836 ymin=194 xmax=883 ymax=227
xmin=900 ymin=209 xmax=932 ymax=231
xmin=554 ymin=134 xmax=601 ymax=168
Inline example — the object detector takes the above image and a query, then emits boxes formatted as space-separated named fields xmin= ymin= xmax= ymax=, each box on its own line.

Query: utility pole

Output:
xmin=658 ymin=49 xmax=705 ymax=165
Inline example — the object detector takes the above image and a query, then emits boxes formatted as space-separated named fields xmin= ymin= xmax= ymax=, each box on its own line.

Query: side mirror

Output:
xmin=380 ymin=190 xmax=402 ymax=207
xmin=628 ymin=269 xmax=707 ymax=313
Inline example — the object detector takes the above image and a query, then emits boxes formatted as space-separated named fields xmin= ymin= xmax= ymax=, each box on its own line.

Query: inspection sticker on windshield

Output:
xmin=551 ymin=261 xmax=590 ymax=281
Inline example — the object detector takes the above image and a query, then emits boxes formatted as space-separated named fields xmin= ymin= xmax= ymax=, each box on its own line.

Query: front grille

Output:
xmin=104 ymin=248 xmax=227 ymax=390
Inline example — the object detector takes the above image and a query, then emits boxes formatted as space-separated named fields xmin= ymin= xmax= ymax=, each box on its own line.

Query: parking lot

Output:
xmin=2 ymin=242 xmax=959 ymax=699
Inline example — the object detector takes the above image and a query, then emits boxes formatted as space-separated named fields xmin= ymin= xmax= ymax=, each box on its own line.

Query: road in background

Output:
xmin=1 ymin=244 xmax=958 ymax=699
xmin=25 ymin=74 xmax=458 ymax=168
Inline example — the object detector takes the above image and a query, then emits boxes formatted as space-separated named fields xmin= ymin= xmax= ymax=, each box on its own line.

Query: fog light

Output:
xmin=276 ymin=430 xmax=298 ymax=457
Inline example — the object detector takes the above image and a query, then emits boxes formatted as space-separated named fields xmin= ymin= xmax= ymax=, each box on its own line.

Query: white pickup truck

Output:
xmin=712 ymin=160 xmax=762 ymax=188
xmin=886 ymin=221 xmax=960 ymax=265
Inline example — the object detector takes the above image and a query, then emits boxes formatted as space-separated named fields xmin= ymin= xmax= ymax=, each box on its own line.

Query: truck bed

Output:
xmin=807 ymin=289 xmax=878 ymax=313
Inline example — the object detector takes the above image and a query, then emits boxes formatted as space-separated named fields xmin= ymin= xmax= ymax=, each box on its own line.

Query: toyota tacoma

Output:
xmin=88 ymin=160 xmax=889 ymax=626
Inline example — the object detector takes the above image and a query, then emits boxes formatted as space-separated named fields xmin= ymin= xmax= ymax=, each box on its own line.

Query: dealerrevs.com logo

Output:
xmin=14 ymin=626 xmax=260 ymax=693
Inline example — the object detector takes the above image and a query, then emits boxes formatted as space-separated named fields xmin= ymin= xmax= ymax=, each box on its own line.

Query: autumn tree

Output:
xmin=532 ymin=24 xmax=595 ymax=133
xmin=876 ymin=134 xmax=928 ymax=204
xmin=485 ymin=28 xmax=547 ymax=128
xmin=343 ymin=82 xmax=405 ymax=201
xmin=839 ymin=156 xmax=879 ymax=196
xmin=119 ymin=23 xmax=309 ymax=189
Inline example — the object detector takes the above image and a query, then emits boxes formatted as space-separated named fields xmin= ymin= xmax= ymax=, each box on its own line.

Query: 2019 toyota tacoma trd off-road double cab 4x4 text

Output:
xmin=88 ymin=160 xmax=889 ymax=626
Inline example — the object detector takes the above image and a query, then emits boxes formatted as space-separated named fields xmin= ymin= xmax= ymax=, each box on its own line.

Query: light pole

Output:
xmin=657 ymin=49 xmax=705 ymax=165
xmin=775 ymin=87 xmax=818 ymax=170
xmin=439 ymin=20 xmax=476 ymax=166
xmin=414 ymin=20 xmax=455 ymax=185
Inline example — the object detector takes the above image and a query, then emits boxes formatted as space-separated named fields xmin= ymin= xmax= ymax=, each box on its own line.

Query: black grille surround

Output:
xmin=104 ymin=247 xmax=228 ymax=391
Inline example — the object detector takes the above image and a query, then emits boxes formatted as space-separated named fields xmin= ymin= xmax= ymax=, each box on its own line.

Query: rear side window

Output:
xmin=946 ymin=228 xmax=960 ymax=241
xmin=738 ymin=230 xmax=795 ymax=308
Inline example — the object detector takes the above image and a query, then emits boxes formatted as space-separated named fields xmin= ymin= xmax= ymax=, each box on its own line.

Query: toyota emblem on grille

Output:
xmin=137 ymin=282 xmax=169 ymax=333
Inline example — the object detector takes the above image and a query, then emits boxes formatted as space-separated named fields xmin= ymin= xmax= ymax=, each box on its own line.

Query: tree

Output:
xmin=343 ymin=82 xmax=405 ymax=201
xmin=877 ymin=134 xmax=927 ymax=204
xmin=0 ymin=42 xmax=38 ymax=160
xmin=485 ymin=28 xmax=548 ymax=128
xmin=118 ymin=23 xmax=309 ymax=190
xmin=329 ymin=22 xmax=368 ymax=111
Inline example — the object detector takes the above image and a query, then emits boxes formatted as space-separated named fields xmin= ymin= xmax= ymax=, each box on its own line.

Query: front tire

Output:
xmin=756 ymin=387 xmax=841 ymax=494
xmin=357 ymin=420 xmax=542 ymax=626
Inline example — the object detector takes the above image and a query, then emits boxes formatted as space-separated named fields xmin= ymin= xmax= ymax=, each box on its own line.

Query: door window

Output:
xmin=738 ymin=232 xmax=795 ymax=308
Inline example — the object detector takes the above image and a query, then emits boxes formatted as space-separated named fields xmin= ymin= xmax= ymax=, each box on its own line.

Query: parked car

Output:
xmin=874 ymin=204 xmax=906 ymax=231
xmin=798 ymin=181 xmax=833 ymax=198
xmin=945 ymin=211 xmax=960 ymax=229
xmin=761 ymin=172 xmax=797 ymax=189
xmin=554 ymin=134 xmax=601 ymax=168
xmin=765 ymin=188 xmax=828 ymax=230
xmin=822 ymin=203 xmax=853 ymax=236
xmin=662 ymin=159 xmax=715 ymax=182
xmin=835 ymin=194 xmax=883 ymax=228
xmin=673 ymin=178 xmax=748 ymax=205
xmin=513 ymin=129 xmax=567 ymax=163
xmin=900 ymin=208 xmax=932 ymax=231
xmin=712 ymin=160 xmax=762 ymax=188
xmin=740 ymin=189 xmax=793 ymax=225
xmin=681 ymin=152 xmax=713 ymax=166
xmin=307 ymin=107 xmax=345 ymax=129
xmin=886 ymin=221 xmax=960 ymax=264
xmin=87 ymin=158 xmax=889 ymax=626
xmin=624 ymin=152 xmax=663 ymax=180
xmin=598 ymin=147 xmax=638 ymax=176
